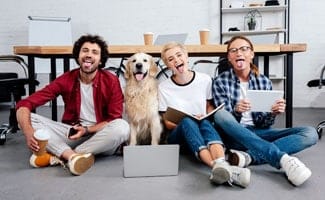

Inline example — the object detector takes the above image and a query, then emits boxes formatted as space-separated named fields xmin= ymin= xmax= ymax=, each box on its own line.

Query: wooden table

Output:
xmin=14 ymin=44 xmax=307 ymax=127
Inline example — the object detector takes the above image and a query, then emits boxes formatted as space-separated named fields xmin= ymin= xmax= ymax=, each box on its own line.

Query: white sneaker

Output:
xmin=228 ymin=165 xmax=251 ymax=188
xmin=228 ymin=149 xmax=252 ymax=168
xmin=68 ymin=153 xmax=95 ymax=176
xmin=280 ymin=154 xmax=312 ymax=186
xmin=210 ymin=161 xmax=232 ymax=185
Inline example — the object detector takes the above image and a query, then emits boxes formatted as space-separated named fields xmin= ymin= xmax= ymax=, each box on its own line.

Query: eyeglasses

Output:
xmin=228 ymin=46 xmax=251 ymax=54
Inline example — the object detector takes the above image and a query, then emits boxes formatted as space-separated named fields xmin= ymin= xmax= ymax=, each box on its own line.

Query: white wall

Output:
xmin=0 ymin=0 xmax=324 ymax=107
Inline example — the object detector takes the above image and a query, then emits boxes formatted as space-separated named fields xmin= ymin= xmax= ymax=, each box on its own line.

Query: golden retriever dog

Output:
xmin=124 ymin=52 xmax=162 ymax=145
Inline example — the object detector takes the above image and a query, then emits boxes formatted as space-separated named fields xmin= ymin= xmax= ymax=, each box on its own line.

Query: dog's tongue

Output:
xmin=135 ymin=73 xmax=144 ymax=81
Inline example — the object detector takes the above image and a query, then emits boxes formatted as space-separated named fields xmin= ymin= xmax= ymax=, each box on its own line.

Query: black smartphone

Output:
xmin=68 ymin=127 xmax=78 ymax=137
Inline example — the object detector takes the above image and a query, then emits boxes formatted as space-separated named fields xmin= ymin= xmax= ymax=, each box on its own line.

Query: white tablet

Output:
xmin=246 ymin=90 xmax=284 ymax=112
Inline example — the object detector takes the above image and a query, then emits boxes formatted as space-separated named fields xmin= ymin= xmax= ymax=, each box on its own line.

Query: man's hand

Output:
xmin=68 ymin=125 xmax=88 ymax=140
xmin=25 ymin=131 xmax=39 ymax=152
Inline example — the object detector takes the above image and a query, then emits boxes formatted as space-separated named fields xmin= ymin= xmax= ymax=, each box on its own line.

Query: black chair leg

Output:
xmin=0 ymin=124 xmax=12 ymax=145
xmin=316 ymin=121 xmax=325 ymax=139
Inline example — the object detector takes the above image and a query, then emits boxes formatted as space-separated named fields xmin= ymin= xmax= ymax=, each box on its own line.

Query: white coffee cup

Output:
xmin=33 ymin=129 xmax=50 ymax=156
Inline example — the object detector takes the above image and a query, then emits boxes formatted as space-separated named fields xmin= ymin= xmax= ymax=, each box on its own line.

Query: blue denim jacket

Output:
xmin=212 ymin=68 xmax=275 ymax=128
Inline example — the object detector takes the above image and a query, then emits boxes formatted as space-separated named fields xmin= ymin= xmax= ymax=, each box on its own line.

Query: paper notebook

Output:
xmin=164 ymin=103 xmax=225 ymax=124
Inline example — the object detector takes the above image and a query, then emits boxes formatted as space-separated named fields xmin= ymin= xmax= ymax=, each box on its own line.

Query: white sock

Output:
xmin=280 ymin=153 xmax=290 ymax=168
xmin=212 ymin=157 xmax=227 ymax=166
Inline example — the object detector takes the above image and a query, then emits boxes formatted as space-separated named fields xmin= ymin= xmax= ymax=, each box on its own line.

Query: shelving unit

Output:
xmin=219 ymin=0 xmax=290 ymax=90
xmin=219 ymin=0 xmax=290 ymax=44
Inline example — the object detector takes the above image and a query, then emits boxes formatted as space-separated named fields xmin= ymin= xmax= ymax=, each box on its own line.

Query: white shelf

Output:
xmin=222 ymin=29 xmax=286 ymax=36
xmin=270 ymin=76 xmax=286 ymax=81
xmin=222 ymin=5 xmax=287 ymax=13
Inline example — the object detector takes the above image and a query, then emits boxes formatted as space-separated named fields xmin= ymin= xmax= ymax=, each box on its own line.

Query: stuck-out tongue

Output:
xmin=84 ymin=62 xmax=92 ymax=67
xmin=176 ymin=65 xmax=184 ymax=73
xmin=236 ymin=60 xmax=244 ymax=67
xmin=135 ymin=73 xmax=144 ymax=81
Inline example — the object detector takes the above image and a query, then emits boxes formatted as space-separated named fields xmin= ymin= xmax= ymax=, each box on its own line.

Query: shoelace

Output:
xmin=286 ymin=159 xmax=299 ymax=174
xmin=228 ymin=171 xmax=240 ymax=186
xmin=50 ymin=156 xmax=67 ymax=170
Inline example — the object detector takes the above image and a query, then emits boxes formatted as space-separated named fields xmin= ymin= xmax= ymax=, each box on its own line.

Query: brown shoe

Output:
xmin=30 ymin=152 xmax=63 ymax=168
xmin=68 ymin=153 xmax=95 ymax=175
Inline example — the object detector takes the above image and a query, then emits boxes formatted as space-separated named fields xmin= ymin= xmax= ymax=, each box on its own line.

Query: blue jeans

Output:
xmin=213 ymin=109 xmax=318 ymax=168
xmin=168 ymin=118 xmax=223 ymax=158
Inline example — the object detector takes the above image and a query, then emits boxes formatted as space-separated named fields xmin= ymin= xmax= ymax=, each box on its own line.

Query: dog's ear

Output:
xmin=149 ymin=58 xmax=158 ymax=77
xmin=124 ymin=58 xmax=131 ymax=80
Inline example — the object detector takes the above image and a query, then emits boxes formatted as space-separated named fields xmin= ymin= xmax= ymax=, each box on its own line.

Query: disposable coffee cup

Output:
xmin=33 ymin=129 xmax=50 ymax=156
xmin=199 ymin=29 xmax=210 ymax=45
xmin=143 ymin=32 xmax=154 ymax=45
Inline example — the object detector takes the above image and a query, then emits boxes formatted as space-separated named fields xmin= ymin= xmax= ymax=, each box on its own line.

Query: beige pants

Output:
xmin=31 ymin=113 xmax=130 ymax=157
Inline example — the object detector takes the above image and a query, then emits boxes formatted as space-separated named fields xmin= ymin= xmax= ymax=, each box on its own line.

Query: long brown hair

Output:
xmin=226 ymin=35 xmax=259 ymax=76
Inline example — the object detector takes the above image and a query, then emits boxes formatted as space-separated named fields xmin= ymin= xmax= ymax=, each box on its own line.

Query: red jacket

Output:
xmin=16 ymin=68 xmax=124 ymax=125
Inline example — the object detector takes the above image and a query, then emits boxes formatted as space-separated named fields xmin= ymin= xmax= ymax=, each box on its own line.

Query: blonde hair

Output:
xmin=161 ymin=42 xmax=188 ymax=65
xmin=227 ymin=35 xmax=259 ymax=76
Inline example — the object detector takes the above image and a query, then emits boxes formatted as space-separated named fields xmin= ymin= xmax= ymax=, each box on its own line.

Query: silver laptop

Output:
xmin=154 ymin=33 xmax=188 ymax=45
xmin=123 ymin=144 xmax=180 ymax=177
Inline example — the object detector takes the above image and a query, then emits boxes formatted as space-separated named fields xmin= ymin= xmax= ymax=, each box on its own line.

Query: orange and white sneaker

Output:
xmin=68 ymin=153 xmax=95 ymax=176
xmin=30 ymin=152 xmax=63 ymax=168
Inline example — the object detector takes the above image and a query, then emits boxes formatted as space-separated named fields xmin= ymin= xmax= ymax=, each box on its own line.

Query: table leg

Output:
xmin=27 ymin=56 xmax=36 ymax=95
xmin=285 ymin=53 xmax=293 ymax=127
xmin=63 ymin=57 xmax=70 ymax=72
xmin=263 ymin=56 xmax=269 ymax=77
xmin=50 ymin=58 xmax=57 ymax=121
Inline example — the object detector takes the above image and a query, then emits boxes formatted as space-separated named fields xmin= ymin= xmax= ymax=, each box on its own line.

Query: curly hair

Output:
xmin=72 ymin=34 xmax=109 ymax=69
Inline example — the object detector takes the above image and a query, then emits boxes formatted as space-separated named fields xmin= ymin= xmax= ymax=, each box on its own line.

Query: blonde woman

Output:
xmin=158 ymin=42 xmax=250 ymax=188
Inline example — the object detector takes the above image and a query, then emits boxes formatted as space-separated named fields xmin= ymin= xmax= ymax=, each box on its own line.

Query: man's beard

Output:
xmin=81 ymin=66 xmax=98 ymax=74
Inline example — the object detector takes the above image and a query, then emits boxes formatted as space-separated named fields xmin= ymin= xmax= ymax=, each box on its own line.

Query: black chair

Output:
xmin=307 ymin=64 xmax=325 ymax=139
xmin=192 ymin=57 xmax=231 ymax=78
xmin=0 ymin=55 xmax=39 ymax=144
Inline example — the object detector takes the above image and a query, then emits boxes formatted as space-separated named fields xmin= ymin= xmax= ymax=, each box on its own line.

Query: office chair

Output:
xmin=0 ymin=55 xmax=39 ymax=145
xmin=307 ymin=64 xmax=325 ymax=139
xmin=192 ymin=57 xmax=231 ymax=78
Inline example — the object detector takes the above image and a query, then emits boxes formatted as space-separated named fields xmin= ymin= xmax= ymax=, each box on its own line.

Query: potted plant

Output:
xmin=245 ymin=9 xmax=261 ymax=31
xmin=247 ymin=16 xmax=256 ymax=30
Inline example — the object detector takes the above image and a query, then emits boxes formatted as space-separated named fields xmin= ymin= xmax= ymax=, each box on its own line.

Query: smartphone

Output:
xmin=68 ymin=127 xmax=78 ymax=137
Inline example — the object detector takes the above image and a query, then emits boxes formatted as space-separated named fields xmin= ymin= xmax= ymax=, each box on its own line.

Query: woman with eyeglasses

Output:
xmin=212 ymin=35 xmax=318 ymax=186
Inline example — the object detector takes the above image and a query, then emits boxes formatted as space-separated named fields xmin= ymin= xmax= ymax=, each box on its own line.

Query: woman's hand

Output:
xmin=271 ymin=98 xmax=286 ymax=115
xmin=235 ymin=99 xmax=251 ymax=113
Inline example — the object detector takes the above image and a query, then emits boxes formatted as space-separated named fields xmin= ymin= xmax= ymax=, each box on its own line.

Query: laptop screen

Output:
xmin=154 ymin=33 xmax=188 ymax=45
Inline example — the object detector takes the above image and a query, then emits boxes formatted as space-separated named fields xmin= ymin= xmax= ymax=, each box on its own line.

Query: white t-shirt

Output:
xmin=158 ymin=71 xmax=212 ymax=116
xmin=239 ymin=82 xmax=254 ymax=126
xmin=79 ymin=81 xmax=96 ymax=126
